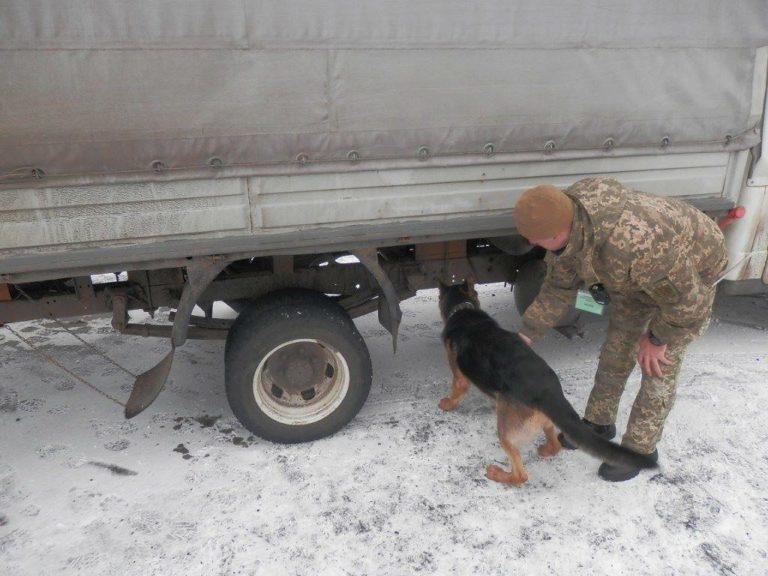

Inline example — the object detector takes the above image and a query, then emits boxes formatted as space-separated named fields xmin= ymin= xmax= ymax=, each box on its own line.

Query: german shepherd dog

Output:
xmin=438 ymin=282 xmax=657 ymax=485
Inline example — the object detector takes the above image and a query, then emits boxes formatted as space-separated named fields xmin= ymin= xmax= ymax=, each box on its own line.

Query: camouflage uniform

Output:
xmin=521 ymin=177 xmax=728 ymax=454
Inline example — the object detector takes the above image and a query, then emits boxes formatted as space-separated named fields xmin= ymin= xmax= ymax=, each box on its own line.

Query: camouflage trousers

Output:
xmin=583 ymin=294 xmax=713 ymax=454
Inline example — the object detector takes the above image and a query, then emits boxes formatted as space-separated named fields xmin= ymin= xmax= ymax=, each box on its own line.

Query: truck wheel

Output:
xmin=514 ymin=258 xmax=580 ymax=328
xmin=225 ymin=300 xmax=246 ymax=314
xmin=224 ymin=289 xmax=372 ymax=443
xmin=514 ymin=259 xmax=548 ymax=315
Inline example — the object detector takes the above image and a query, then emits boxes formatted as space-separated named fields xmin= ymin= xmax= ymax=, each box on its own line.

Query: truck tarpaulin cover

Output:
xmin=1 ymin=0 xmax=767 ymax=181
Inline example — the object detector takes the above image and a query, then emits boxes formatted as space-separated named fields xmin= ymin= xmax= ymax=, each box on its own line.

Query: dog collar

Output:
xmin=447 ymin=301 xmax=477 ymax=320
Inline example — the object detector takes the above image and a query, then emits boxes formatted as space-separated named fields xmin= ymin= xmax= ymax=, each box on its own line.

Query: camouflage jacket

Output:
xmin=521 ymin=177 xmax=728 ymax=345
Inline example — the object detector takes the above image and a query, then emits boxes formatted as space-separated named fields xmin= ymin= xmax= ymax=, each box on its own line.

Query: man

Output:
xmin=514 ymin=177 xmax=728 ymax=481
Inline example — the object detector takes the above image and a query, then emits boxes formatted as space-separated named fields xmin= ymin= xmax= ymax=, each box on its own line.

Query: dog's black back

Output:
xmin=442 ymin=307 xmax=564 ymax=407
xmin=439 ymin=284 xmax=657 ymax=470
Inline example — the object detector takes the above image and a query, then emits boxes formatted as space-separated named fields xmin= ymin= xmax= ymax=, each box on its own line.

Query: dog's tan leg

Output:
xmin=439 ymin=344 xmax=471 ymax=411
xmin=486 ymin=401 xmax=529 ymax=485
xmin=537 ymin=416 xmax=562 ymax=458
xmin=486 ymin=439 xmax=529 ymax=486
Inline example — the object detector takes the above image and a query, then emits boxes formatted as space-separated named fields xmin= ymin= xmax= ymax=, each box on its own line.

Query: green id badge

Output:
xmin=575 ymin=290 xmax=605 ymax=315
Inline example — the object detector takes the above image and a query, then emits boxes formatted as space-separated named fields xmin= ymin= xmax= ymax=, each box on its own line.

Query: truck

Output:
xmin=2 ymin=1 xmax=767 ymax=443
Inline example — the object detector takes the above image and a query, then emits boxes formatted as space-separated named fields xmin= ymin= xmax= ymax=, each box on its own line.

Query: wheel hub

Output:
xmin=252 ymin=338 xmax=351 ymax=425
xmin=256 ymin=340 xmax=346 ymax=415
xmin=264 ymin=342 xmax=329 ymax=395
xmin=283 ymin=358 xmax=315 ymax=390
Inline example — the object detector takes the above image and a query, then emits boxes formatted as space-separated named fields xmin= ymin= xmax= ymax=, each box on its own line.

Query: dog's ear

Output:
xmin=459 ymin=278 xmax=479 ymax=302
xmin=437 ymin=280 xmax=449 ymax=294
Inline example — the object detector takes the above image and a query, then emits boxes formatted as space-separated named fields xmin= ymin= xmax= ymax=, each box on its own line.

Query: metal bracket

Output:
xmin=353 ymin=248 xmax=403 ymax=352
xmin=124 ymin=256 xmax=231 ymax=418
xmin=72 ymin=276 xmax=98 ymax=314
xmin=110 ymin=293 xmax=128 ymax=332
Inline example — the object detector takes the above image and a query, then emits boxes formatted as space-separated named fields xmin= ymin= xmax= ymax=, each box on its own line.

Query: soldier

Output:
xmin=514 ymin=177 xmax=728 ymax=481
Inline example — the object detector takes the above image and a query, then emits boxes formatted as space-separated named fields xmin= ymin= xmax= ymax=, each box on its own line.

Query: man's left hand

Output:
xmin=637 ymin=332 xmax=673 ymax=377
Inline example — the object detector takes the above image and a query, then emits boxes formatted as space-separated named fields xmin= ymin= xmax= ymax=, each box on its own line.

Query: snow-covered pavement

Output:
xmin=1 ymin=284 xmax=767 ymax=575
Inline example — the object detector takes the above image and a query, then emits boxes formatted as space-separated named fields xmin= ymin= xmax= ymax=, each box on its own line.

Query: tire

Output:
xmin=513 ymin=258 xmax=580 ymax=327
xmin=513 ymin=259 xmax=549 ymax=316
xmin=224 ymin=289 xmax=372 ymax=443
xmin=488 ymin=235 xmax=534 ymax=256
xmin=224 ymin=300 xmax=247 ymax=314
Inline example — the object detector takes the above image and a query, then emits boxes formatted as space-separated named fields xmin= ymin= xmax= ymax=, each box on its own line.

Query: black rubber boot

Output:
xmin=558 ymin=419 xmax=616 ymax=450
xmin=598 ymin=449 xmax=659 ymax=482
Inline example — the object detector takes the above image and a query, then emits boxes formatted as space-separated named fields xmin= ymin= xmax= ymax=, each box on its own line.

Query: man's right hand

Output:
xmin=518 ymin=332 xmax=533 ymax=346
xmin=637 ymin=332 xmax=673 ymax=377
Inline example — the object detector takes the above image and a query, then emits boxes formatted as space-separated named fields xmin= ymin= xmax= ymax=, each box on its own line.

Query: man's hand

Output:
xmin=637 ymin=332 xmax=672 ymax=377
xmin=518 ymin=332 xmax=533 ymax=346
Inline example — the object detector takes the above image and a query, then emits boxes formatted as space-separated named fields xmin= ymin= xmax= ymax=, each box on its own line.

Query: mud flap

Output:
xmin=125 ymin=351 xmax=175 ymax=418
xmin=124 ymin=257 xmax=230 ymax=418
xmin=353 ymin=248 xmax=403 ymax=352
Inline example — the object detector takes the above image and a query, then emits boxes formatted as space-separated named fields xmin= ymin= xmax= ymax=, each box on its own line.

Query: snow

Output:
xmin=1 ymin=284 xmax=767 ymax=575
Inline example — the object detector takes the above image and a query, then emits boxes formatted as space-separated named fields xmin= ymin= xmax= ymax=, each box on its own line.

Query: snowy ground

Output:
xmin=1 ymin=284 xmax=767 ymax=576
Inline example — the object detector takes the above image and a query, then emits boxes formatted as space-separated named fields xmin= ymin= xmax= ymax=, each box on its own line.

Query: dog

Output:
xmin=438 ymin=281 xmax=657 ymax=485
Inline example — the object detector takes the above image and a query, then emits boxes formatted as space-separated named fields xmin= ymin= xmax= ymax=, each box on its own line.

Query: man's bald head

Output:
xmin=514 ymin=184 xmax=574 ymax=242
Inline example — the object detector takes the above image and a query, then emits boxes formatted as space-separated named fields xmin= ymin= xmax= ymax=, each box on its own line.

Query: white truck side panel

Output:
xmin=253 ymin=153 xmax=730 ymax=229
xmin=0 ymin=152 xmax=731 ymax=259
xmin=724 ymin=47 xmax=768 ymax=283
xmin=0 ymin=179 xmax=250 ymax=252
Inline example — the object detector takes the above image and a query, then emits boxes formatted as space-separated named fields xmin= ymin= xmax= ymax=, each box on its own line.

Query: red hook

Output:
xmin=717 ymin=206 xmax=746 ymax=230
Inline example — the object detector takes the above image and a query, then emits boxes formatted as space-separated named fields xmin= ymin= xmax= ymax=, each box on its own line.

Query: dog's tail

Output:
xmin=531 ymin=392 xmax=658 ymax=470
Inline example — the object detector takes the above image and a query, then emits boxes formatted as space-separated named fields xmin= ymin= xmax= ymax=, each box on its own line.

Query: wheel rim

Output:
xmin=252 ymin=339 xmax=350 ymax=425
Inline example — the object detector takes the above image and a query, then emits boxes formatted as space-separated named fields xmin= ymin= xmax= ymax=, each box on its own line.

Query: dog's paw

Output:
xmin=485 ymin=465 xmax=528 ymax=486
xmin=537 ymin=442 xmax=561 ymax=458
xmin=439 ymin=397 xmax=459 ymax=412
xmin=485 ymin=464 xmax=506 ymax=482
xmin=487 ymin=465 xmax=528 ymax=485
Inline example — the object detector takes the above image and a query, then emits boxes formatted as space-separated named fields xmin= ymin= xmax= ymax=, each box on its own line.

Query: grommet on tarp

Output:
xmin=483 ymin=143 xmax=495 ymax=157
xmin=207 ymin=157 xmax=224 ymax=169
xmin=724 ymin=134 xmax=733 ymax=147
xmin=151 ymin=160 xmax=168 ymax=174
xmin=417 ymin=146 xmax=430 ymax=161
xmin=544 ymin=140 xmax=556 ymax=154
xmin=603 ymin=138 xmax=615 ymax=152
xmin=347 ymin=150 xmax=360 ymax=164
xmin=295 ymin=153 xmax=310 ymax=165
xmin=31 ymin=168 xmax=46 ymax=180
xmin=660 ymin=136 xmax=670 ymax=149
